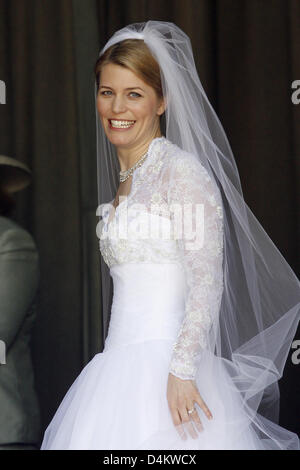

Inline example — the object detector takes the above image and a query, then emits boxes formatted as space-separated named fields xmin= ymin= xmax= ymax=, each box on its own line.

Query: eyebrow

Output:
xmin=99 ymin=86 xmax=145 ymax=91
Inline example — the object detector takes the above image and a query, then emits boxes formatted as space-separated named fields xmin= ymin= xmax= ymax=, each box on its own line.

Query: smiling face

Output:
xmin=96 ymin=63 xmax=165 ymax=152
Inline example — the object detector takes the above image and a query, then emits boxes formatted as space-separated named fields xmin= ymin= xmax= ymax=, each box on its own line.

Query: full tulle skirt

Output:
xmin=40 ymin=338 xmax=299 ymax=450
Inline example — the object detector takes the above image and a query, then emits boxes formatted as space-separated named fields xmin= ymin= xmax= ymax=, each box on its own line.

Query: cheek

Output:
xmin=136 ymin=103 xmax=156 ymax=120
xmin=96 ymin=98 xmax=108 ymax=117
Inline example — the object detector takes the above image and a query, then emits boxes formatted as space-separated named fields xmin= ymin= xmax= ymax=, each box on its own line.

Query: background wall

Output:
xmin=0 ymin=0 xmax=299 ymax=444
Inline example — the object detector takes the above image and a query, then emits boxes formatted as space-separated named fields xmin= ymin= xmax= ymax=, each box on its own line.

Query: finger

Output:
xmin=170 ymin=407 xmax=187 ymax=440
xmin=175 ymin=422 xmax=187 ymax=441
xmin=187 ymin=404 xmax=203 ymax=434
xmin=196 ymin=395 xmax=213 ymax=421
xmin=178 ymin=406 xmax=198 ymax=440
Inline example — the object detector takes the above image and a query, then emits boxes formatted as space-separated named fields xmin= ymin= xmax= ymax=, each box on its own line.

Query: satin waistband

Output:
xmin=104 ymin=263 xmax=186 ymax=351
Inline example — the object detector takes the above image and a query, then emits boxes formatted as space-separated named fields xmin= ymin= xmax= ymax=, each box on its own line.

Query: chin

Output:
xmin=106 ymin=130 xmax=138 ymax=147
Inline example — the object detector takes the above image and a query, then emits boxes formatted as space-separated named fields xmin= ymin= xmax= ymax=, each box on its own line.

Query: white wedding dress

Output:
xmin=40 ymin=136 xmax=299 ymax=450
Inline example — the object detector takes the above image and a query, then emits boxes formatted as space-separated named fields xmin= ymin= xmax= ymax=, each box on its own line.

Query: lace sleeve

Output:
xmin=167 ymin=154 xmax=224 ymax=380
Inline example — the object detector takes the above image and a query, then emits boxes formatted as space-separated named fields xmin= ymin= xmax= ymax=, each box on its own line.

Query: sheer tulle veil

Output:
xmin=95 ymin=21 xmax=300 ymax=446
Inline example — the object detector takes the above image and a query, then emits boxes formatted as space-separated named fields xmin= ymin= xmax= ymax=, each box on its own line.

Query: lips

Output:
xmin=108 ymin=119 xmax=136 ymax=130
xmin=109 ymin=119 xmax=135 ymax=123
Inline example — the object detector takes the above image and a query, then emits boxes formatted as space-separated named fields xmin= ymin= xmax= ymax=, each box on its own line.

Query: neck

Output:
xmin=117 ymin=129 xmax=162 ymax=172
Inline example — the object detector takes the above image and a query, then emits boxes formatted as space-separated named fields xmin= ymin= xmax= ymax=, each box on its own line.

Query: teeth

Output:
xmin=110 ymin=119 xmax=135 ymax=128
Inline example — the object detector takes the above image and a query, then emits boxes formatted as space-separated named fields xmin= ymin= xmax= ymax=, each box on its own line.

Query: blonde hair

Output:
xmin=94 ymin=39 xmax=163 ymax=100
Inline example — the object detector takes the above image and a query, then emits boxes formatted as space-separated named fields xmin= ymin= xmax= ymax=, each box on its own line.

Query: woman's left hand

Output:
xmin=167 ymin=372 xmax=213 ymax=440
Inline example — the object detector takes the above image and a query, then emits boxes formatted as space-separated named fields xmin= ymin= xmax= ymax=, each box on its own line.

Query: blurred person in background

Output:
xmin=0 ymin=155 xmax=41 ymax=450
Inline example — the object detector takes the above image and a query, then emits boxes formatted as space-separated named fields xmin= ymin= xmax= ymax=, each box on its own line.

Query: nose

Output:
xmin=111 ymin=94 xmax=126 ymax=114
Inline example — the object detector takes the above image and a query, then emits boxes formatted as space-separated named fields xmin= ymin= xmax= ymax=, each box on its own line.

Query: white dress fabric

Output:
xmin=40 ymin=136 xmax=299 ymax=450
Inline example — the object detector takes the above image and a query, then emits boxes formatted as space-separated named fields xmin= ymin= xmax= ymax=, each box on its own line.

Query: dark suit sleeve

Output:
xmin=0 ymin=227 xmax=39 ymax=349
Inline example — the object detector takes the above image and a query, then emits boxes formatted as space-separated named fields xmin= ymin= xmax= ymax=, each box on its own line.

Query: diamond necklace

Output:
xmin=119 ymin=151 xmax=148 ymax=183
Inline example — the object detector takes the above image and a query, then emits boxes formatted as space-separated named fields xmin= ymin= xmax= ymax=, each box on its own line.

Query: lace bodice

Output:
xmin=97 ymin=136 xmax=224 ymax=380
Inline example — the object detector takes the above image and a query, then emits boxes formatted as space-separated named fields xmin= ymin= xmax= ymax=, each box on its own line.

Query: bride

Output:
xmin=40 ymin=21 xmax=300 ymax=450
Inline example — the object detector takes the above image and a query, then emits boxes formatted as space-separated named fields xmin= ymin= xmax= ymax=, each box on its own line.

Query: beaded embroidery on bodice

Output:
xmin=98 ymin=137 xmax=181 ymax=268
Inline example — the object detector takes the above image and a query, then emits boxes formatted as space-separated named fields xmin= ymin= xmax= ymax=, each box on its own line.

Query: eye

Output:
xmin=99 ymin=90 xmax=142 ymax=98
xmin=129 ymin=92 xmax=141 ymax=98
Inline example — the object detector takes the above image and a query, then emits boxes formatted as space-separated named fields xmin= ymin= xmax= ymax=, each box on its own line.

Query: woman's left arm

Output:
xmin=166 ymin=153 xmax=224 ymax=437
